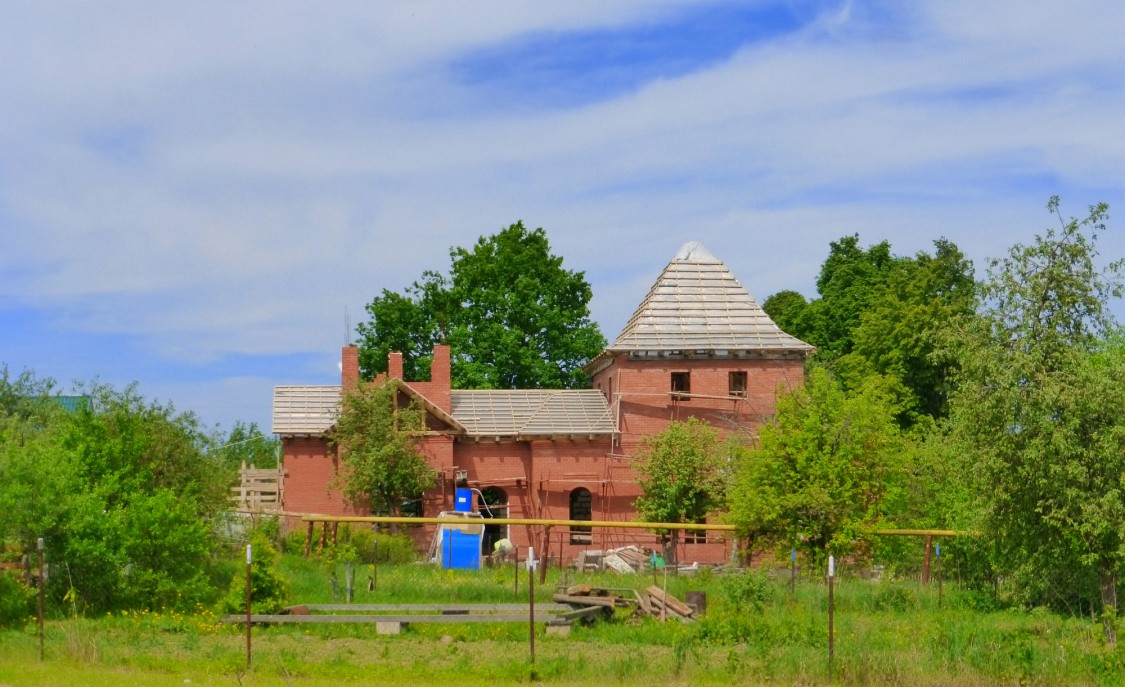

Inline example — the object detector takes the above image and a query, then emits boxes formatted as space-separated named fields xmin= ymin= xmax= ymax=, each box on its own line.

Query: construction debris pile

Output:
xmin=550 ymin=584 xmax=698 ymax=624
xmin=636 ymin=586 xmax=695 ymax=622
xmin=574 ymin=545 xmax=702 ymax=575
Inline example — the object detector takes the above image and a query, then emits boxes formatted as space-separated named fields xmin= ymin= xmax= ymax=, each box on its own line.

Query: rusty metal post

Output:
xmin=790 ymin=548 xmax=796 ymax=600
xmin=922 ymin=535 xmax=933 ymax=586
xmin=37 ymin=538 xmax=45 ymax=662
xmin=827 ymin=555 xmax=836 ymax=681
xmin=936 ymin=541 xmax=943 ymax=608
xmin=527 ymin=547 xmax=536 ymax=665
xmin=539 ymin=526 xmax=551 ymax=585
xmin=245 ymin=544 xmax=253 ymax=670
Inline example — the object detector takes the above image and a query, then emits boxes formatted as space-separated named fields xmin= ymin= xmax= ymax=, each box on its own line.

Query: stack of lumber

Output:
xmin=636 ymin=586 xmax=695 ymax=622
xmin=549 ymin=585 xmax=629 ymax=626
xmin=601 ymin=545 xmax=648 ymax=573
xmin=574 ymin=550 xmax=602 ymax=572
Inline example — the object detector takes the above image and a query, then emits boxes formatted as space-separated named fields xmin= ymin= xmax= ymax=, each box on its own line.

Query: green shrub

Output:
xmin=872 ymin=582 xmax=918 ymax=612
xmin=302 ymin=525 xmax=417 ymax=565
xmin=282 ymin=527 xmax=309 ymax=555
xmin=0 ymin=574 xmax=34 ymax=628
xmin=719 ymin=569 xmax=774 ymax=612
xmin=221 ymin=530 xmax=288 ymax=615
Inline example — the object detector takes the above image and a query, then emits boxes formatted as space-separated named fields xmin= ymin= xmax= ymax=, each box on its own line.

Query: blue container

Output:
xmin=441 ymin=529 xmax=482 ymax=569
xmin=454 ymin=488 xmax=473 ymax=513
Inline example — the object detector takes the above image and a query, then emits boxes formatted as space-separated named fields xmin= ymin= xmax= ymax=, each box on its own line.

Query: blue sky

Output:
xmin=3 ymin=0 xmax=1125 ymax=433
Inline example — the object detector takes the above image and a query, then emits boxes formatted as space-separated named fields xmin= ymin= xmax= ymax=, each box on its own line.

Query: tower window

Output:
xmin=671 ymin=372 xmax=691 ymax=401
xmin=729 ymin=371 xmax=747 ymax=397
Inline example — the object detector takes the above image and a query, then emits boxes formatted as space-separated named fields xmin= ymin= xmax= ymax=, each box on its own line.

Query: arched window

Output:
xmin=569 ymin=487 xmax=593 ymax=545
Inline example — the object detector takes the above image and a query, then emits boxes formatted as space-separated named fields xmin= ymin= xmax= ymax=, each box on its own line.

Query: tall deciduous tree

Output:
xmin=211 ymin=420 xmax=280 ymax=469
xmin=633 ymin=418 xmax=727 ymax=565
xmin=728 ymin=367 xmax=908 ymax=566
xmin=781 ymin=235 xmax=895 ymax=360
xmin=763 ymin=236 xmax=977 ymax=424
xmin=357 ymin=222 xmax=606 ymax=388
xmin=846 ymin=239 xmax=978 ymax=422
xmin=0 ymin=372 xmax=227 ymax=614
xmin=948 ymin=197 xmax=1125 ymax=642
xmin=330 ymin=381 xmax=437 ymax=518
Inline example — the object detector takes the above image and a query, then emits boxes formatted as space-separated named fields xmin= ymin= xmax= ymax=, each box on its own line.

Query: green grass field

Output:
xmin=3 ymin=555 xmax=1124 ymax=686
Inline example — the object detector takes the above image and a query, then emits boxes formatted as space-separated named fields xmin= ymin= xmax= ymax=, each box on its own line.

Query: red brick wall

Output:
xmin=281 ymin=345 xmax=802 ymax=565
xmin=281 ymin=436 xmax=367 ymax=519
xmin=596 ymin=354 xmax=805 ymax=455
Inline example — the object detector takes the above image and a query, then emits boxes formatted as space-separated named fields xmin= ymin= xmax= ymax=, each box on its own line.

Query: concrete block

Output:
xmin=376 ymin=621 xmax=405 ymax=635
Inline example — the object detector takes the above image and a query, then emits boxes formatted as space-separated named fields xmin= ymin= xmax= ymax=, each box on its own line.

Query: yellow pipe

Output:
xmin=871 ymin=529 xmax=959 ymax=537
xmin=302 ymin=514 xmax=733 ymax=531
xmin=300 ymin=514 xmax=961 ymax=537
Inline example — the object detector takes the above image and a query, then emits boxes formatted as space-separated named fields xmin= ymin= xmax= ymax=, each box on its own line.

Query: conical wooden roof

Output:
xmin=607 ymin=242 xmax=813 ymax=354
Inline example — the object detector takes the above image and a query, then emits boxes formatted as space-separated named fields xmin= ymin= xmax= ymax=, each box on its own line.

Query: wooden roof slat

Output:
xmin=605 ymin=242 xmax=813 ymax=355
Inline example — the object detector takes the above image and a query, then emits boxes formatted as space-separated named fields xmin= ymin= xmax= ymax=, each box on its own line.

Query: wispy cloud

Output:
xmin=2 ymin=0 xmax=1124 ymax=429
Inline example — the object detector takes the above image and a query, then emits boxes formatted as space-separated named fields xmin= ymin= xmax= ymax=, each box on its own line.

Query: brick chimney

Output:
xmin=341 ymin=345 xmax=360 ymax=389
xmin=388 ymin=351 xmax=404 ymax=380
xmin=429 ymin=344 xmax=451 ymax=411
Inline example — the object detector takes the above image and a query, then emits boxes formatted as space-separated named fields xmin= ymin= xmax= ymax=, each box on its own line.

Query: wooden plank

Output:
xmin=552 ymin=594 xmax=618 ymax=608
xmin=291 ymin=603 xmax=569 ymax=612
xmin=222 ymin=614 xmax=556 ymax=624
xmin=558 ymin=605 xmax=609 ymax=621
xmin=646 ymin=586 xmax=693 ymax=617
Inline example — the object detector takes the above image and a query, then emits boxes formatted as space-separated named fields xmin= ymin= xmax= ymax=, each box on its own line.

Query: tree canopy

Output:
xmin=728 ymin=367 xmax=909 ymax=566
xmin=947 ymin=198 xmax=1125 ymax=641
xmin=356 ymin=222 xmax=606 ymax=389
xmin=329 ymin=381 xmax=437 ymax=518
xmin=763 ymin=236 xmax=977 ymax=424
xmin=633 ymin=418 xmax=727 ymax=564
xmin=0 ymin=370 xmax=231 ymax=615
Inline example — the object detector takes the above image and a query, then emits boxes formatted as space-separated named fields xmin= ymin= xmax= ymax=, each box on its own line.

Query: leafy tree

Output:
xmin=633 ymin=419 xmax=727 ymax=564
xmin=846 ymin=239 xmax=978 ymax=422
xmin=357 ymin=274 xmax=449 ymax=382
xmin=763 ymin=237 xmax=977 ymax=425
xmin=761 ymin=290 xmax=808 ymax=337
xmin=728 ymin=367 xmax=909 ymax=567
xmin=0 ymin=372 xmax=229 ymax=614
xmin=790 ymin=235 xmax=895 ymax=360
xmin=330 ymin=381 xmax=437 ymax=518
xmin=211 ymin=421 xmax=280 ymax=469
xmin=947 ymin=198 xmax=1125 ymax=642
xmin=357 ymin=221 xmax=606 ymax=388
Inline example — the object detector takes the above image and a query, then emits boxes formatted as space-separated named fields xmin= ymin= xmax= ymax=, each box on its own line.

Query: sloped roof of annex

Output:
xmin=273 ymin=382 xmax=615 ymax=441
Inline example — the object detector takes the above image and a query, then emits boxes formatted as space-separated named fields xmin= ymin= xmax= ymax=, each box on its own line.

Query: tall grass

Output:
xmin=4 ymin=554 xmax=1125 ymax=686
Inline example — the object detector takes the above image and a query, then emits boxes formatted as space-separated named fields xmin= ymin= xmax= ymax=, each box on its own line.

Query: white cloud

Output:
xmin=3 ymin=0 xmax=1125 ymax=428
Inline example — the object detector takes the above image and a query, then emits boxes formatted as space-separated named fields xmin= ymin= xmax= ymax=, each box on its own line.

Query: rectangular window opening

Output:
xmin=671 ymin=372 xmax=691 ymax=401
xmin=729 ymin=371 xmax=747 ymax=397
xmin=685 ymin=519 xmax=707 ymax=544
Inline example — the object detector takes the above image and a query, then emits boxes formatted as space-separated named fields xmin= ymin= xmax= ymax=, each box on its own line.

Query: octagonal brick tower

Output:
xmin=586 ymin=241 xmax=813 ymax=454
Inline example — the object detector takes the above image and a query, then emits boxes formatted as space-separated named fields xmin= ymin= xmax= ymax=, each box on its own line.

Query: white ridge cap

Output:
xmin=674 ymin=241 xmax=717 ymax=262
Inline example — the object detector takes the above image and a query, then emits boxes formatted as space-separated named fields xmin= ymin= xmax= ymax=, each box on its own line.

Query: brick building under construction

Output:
xmin=272 ymin=242 xmax=812 ymax=564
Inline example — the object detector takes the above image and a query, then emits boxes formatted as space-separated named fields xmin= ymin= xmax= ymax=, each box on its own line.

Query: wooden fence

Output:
xmin=231 ymin=462 xmax=283 ymax=512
